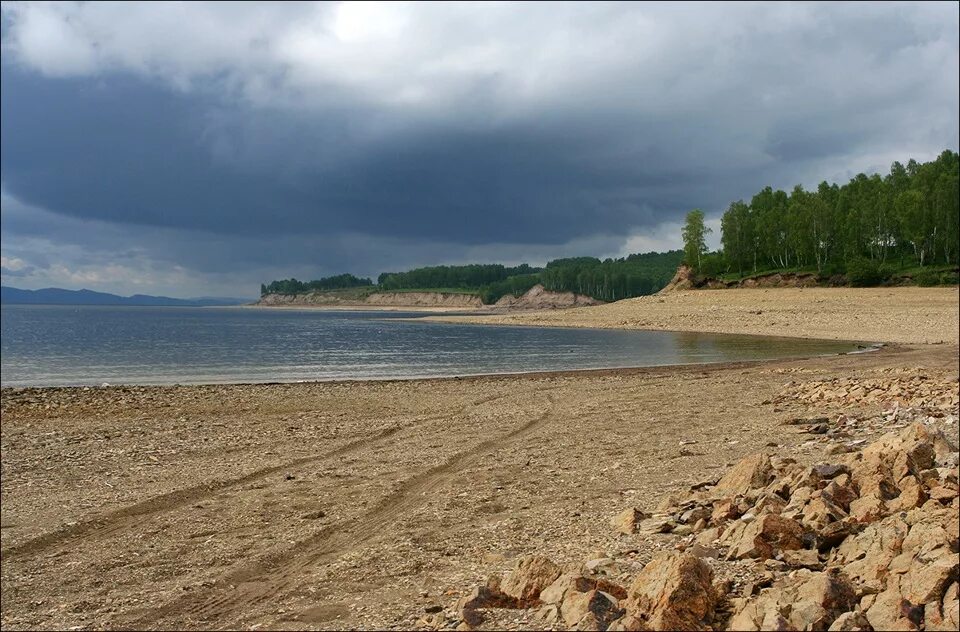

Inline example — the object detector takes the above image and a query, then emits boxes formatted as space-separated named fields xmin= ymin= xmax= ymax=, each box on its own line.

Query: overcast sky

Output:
xmin=1 ymin=1 xmax=957 ymax=297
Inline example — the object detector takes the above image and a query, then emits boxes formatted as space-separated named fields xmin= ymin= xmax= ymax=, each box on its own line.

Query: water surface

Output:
xmin=0 ymin=305 xmax=859 ymax=387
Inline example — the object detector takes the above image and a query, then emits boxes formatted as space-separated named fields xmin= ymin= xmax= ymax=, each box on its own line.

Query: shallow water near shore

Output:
xmin=0 ymin=305 xmax=860 ymax=387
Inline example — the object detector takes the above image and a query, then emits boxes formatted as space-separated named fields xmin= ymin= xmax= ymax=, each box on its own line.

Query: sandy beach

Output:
xmin=425 ymin=287 xmax=960 ymax=345
xmin=1 ymin=287 xmax=958 ymax=630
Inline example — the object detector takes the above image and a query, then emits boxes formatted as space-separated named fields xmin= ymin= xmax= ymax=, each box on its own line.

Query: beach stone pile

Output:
xmin=774 ymin=369 xmax=960 ymax=412
xmin=450 ymin=418 xmax=959 ymax=631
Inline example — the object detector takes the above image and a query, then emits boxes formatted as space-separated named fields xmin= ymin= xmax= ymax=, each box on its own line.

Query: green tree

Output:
xmin=682 ymin=209 xmax=712 ymax=272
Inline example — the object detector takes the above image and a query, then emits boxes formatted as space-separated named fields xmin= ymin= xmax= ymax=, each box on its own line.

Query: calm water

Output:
xmin=0 ymin=305 xmax=860 ymax=387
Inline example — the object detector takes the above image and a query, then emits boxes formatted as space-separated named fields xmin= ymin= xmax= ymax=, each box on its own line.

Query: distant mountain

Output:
xmin=1 ymin=286 xmax=252 ymax=306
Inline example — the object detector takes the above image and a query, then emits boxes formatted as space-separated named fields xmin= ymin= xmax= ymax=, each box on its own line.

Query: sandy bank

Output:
xmin=423 ymin=287 xmax=959 ymax=345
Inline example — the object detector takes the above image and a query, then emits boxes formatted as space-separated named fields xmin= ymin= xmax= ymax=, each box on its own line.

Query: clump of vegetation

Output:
xmin=846 ymin=258 xmax=887 ymax=287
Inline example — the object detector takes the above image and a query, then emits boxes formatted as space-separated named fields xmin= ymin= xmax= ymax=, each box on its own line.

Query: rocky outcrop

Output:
xmin=499 ymin=556 xmax=563 ymax=605
xmin=448 ymin=408 xmax=959 ymax=631
xmin=493 ymin=285 xmax=602 ymax=310
xmin=619 ymin=552 xmax=717 ymax=631
xmin=727 ymin=570 xmax=857 ymax=631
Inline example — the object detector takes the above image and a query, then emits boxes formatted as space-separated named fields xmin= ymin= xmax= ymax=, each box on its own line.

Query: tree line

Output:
xmin=377 ymin=264 xmax=541 ymax=291
xmin=539 ymin=252 xmax=683 ymax=302
xmin=705 ymin=150 xmax=959 ymax=279
xmin=260 ymin=274 xmax=372 ymax=296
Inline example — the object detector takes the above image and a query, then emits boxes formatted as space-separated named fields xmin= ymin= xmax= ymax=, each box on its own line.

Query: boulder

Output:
xmin=728 ymin=513 xmax=806 ymax=560
xmin=500 ymin=555 xmax=562 ymax=605
xmin=711 ymin=498 xmax=741 ymax=524
xmin=727 ymin=570 xmax=857 ymax=631
xmin=623 ymin=552 xmax=716 ymax=631
xmin=924 ymin=581 xmax=959 ymax=631
xmin=541 ymin=573 xmax=627 ymax=605
xmin=457 ymin=576 xmax=520 ymax=626
xmin=714 ymin=453 xmax=774 ymax=497
xmin=889 ymin=475 xmax=927 ymax=512
xmin=848 ymin=495 xmax=887 ymax=523
xmin=832 ymin=514 xmax=908 ymax=586
xmin=822 ymin=474 xmax=859 ymax=512
xmin=851 ymin=423 xmax=944 ymax=502
xmin=782 ymin=548 xmax=823 ymax=570
xmin=929 ymin=485 xmax=960 ymax=503
xmin=826 ymin=611 xmax=872 ymax=631
xmin=560 ymin=589 xmax=623 ymax=630
xmin=638 ymin=516 xmax=676 ymax=535
xmin=801 ymin=495 xmax=848 ymax=532
xmin=864 ymin=580 xmax=922 ymax=631
xmin=899 ymin=552 xmax=959 ymax=606
xmin=612 ymin=507 xmax=651 ymax=535
xmin=816 ymin=520 xmax=858 ymax=552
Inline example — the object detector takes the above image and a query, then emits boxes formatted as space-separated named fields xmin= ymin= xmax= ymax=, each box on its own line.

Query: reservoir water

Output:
xmin=0 ymin=305 xmax=860 ymax=387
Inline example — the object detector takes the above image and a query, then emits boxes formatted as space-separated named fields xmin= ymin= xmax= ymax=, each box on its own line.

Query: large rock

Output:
xmin=728 ymin=513 xmax=806 ymax=560
xmin=801 ymin=495 xmax=849 ymax=532
xmin=832 ymin=514 xmax=909 ymax=586
xmin=899 ymin=552 xmax=959 ymax=606
xmin=457 ymin=576 xmax=521 ymax=626
xmin=850 ymin=423 xmax=945 ymax=503
xmin=560 ymin=589 xmax=623 ymax=630
xmin=864 ymin=578 xmax=923 ymax=631
xmin=714 ymin=453 xmax=774 ymax=498
xmin=500 ymin=555 xmax=562 ymax=605
xmin=727 ymin=570 xmax=857 ymax=631
xmin=541 ymin=573 xmax=627 ymax=605
xmin=623 ymin=552 xmax=716 ymax=631
xmin=611 ymin=507 xmax=650 ymax=535
xmin=826 ymin=611 xmax=871 ymax=631
xmin=925 ymin=581 xmax=959 ymax=631
xmin=848 ymin=495 xmax=887 ymax=523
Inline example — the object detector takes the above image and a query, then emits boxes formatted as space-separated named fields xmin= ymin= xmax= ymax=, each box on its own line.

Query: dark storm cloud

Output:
xmin=1 ymin=1 xmax=958 ymax=296
xmin=0 ymin=69 xmax=722 ymax=245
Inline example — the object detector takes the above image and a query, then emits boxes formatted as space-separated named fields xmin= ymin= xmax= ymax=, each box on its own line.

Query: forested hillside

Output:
xmin=715 ymin=150 xmax=959 ymax=283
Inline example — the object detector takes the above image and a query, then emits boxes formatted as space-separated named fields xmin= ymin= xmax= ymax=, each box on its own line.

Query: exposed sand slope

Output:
xmin=425 ymin=287 xmax=959 ymax=345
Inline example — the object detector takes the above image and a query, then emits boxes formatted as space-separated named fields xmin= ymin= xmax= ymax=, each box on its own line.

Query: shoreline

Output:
xmin=0 ymin=341 xmax=883 ymax=392
xmin=0 ymin=328 xmax=878 ymax=391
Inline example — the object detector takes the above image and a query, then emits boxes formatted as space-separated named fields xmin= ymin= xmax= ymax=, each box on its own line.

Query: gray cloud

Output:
xmin=1 ymin=1 xmax=958 ymax=296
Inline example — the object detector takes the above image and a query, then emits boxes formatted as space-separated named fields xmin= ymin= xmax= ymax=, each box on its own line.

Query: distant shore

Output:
xmin=239 ymin=302 xmax=488 ymax=313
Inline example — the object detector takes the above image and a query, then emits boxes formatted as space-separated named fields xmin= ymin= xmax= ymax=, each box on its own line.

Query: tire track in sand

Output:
xmin=123 ymin=396 xmax=556 ymax=630
xmin=1 ymin=389 xmax=526 ymax=562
